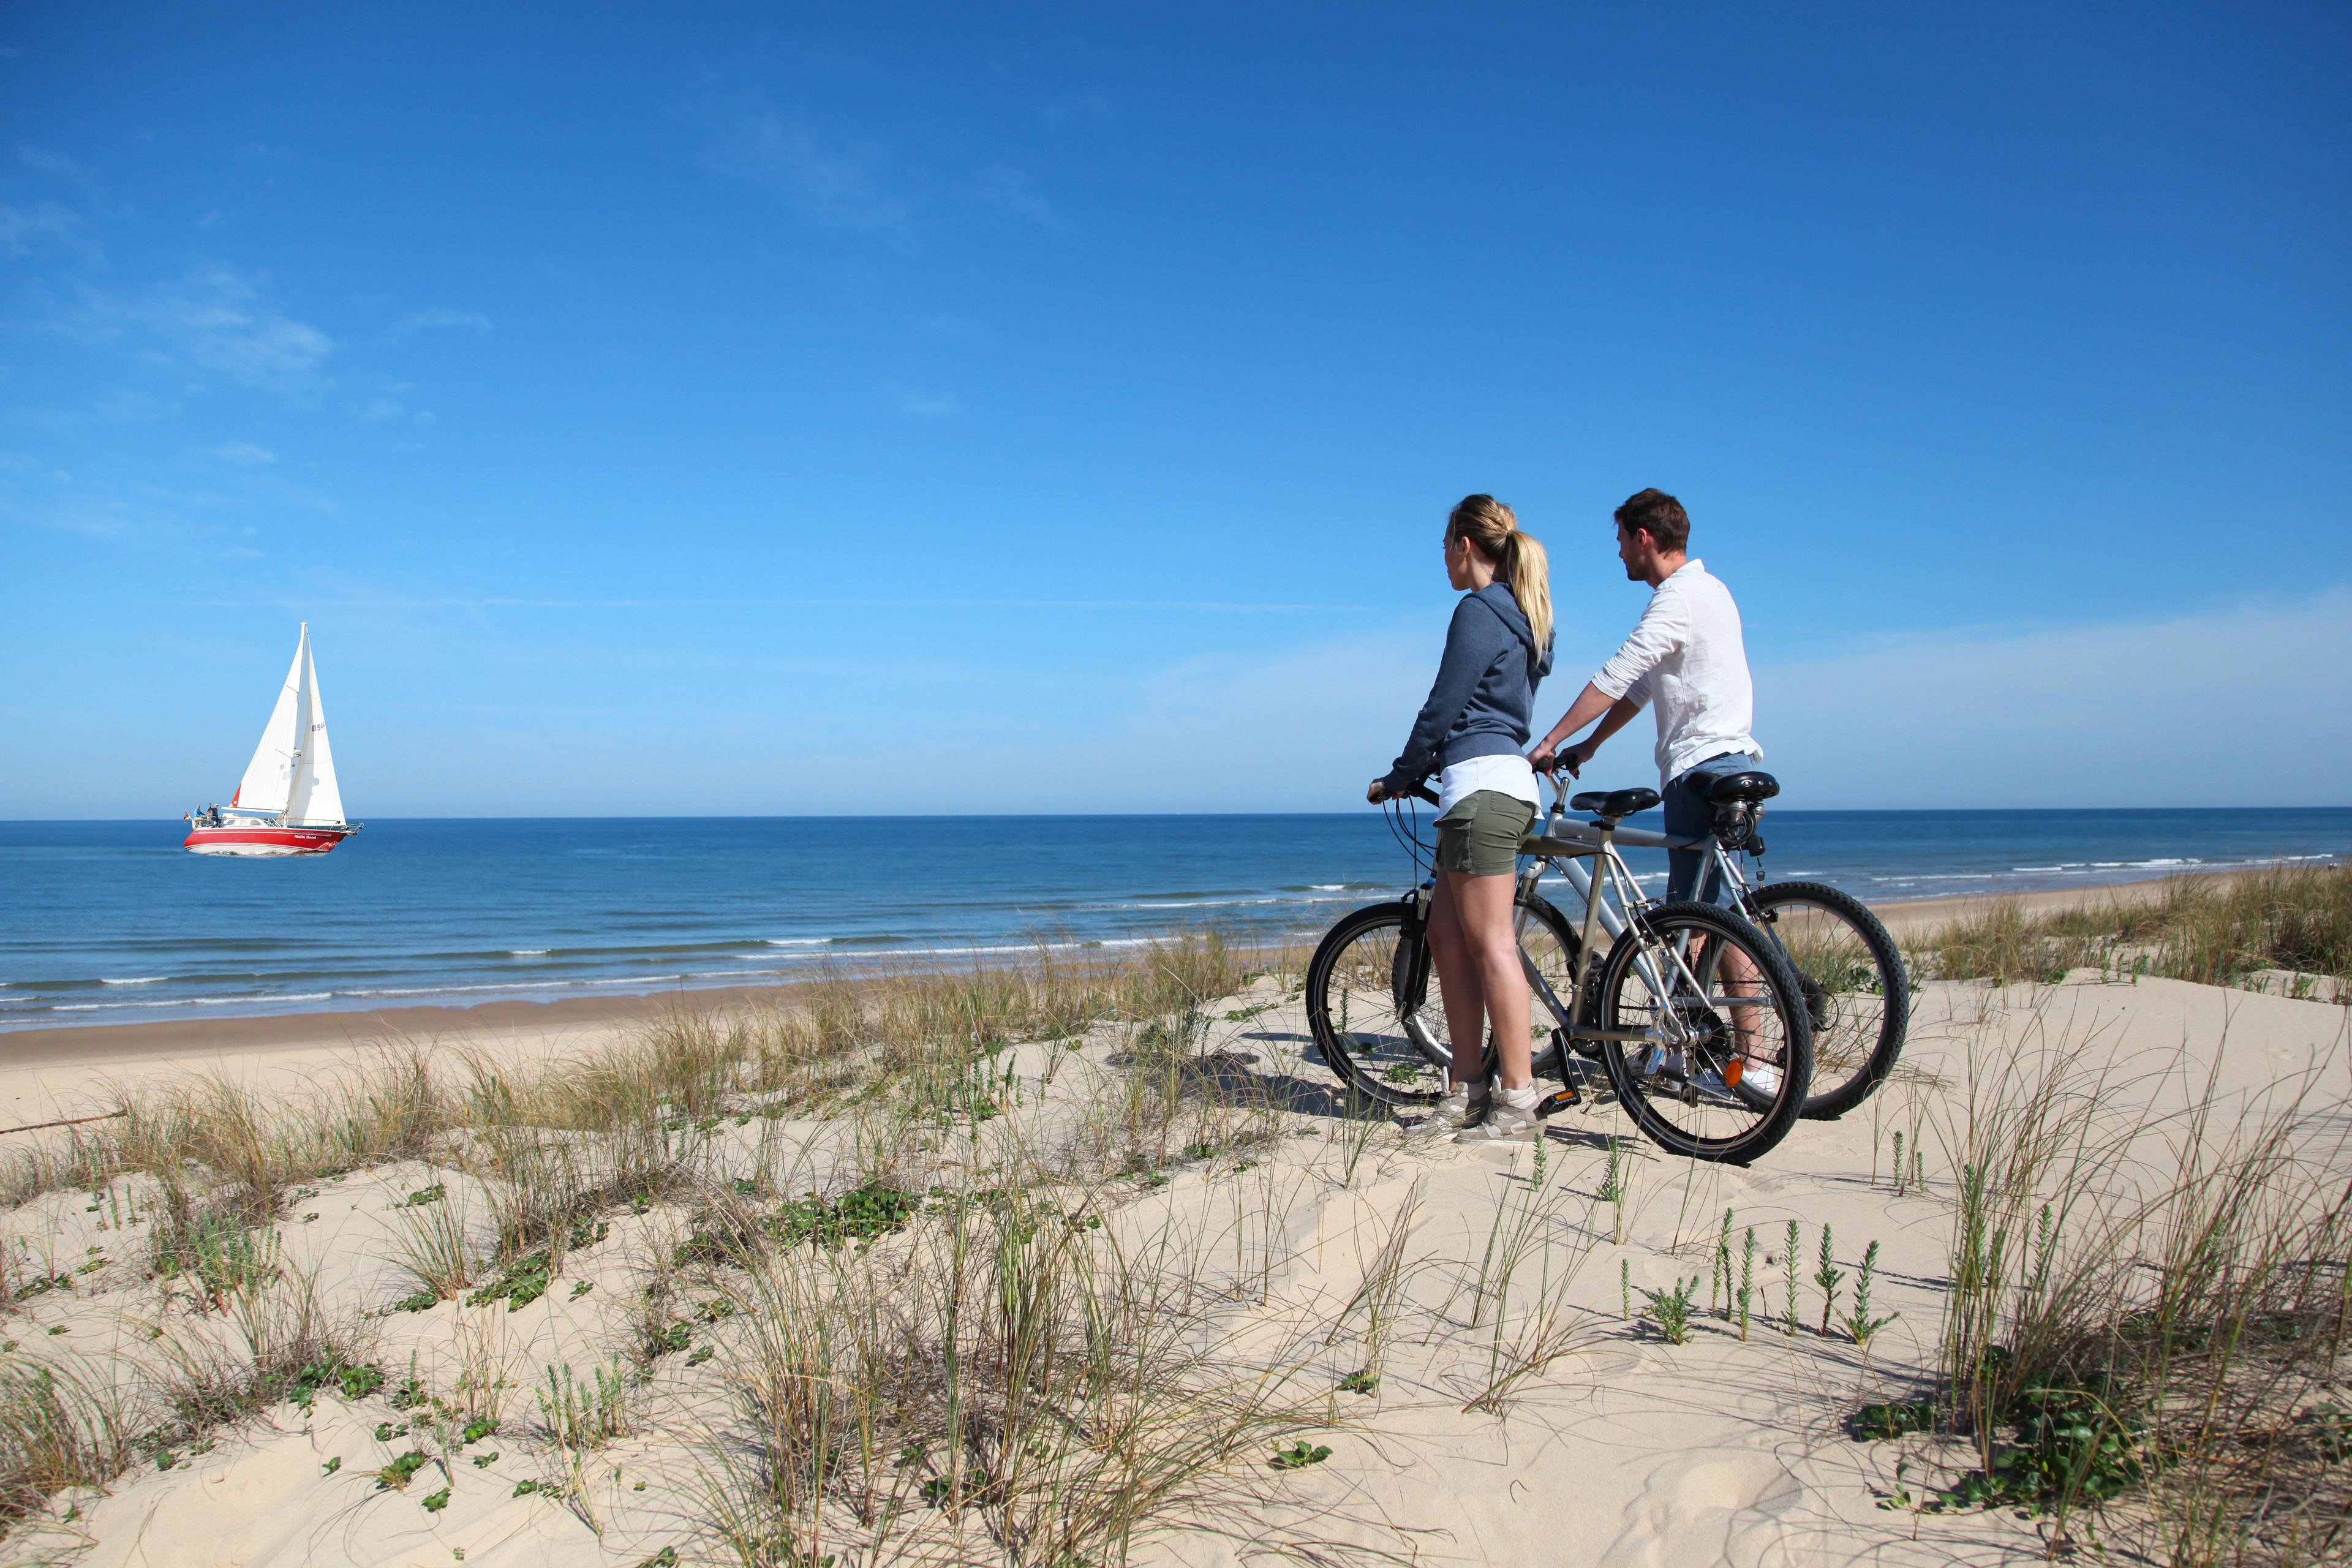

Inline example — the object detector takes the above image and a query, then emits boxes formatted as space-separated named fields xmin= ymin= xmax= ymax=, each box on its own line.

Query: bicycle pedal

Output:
xmin=1536 ymin=1087 xmax=1580 ymax=1117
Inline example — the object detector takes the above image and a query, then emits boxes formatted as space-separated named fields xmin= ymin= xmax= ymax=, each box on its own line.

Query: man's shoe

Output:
xmin=1406 ymin=1082 xmax=1487 ymax=1137
xmin=1692 ymin=1058 xmax=1784 ymax=1101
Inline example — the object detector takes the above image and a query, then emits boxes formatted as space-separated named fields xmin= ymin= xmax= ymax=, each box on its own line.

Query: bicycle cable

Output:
xmin=1383 ymin=793 xmax=1433 ymax=881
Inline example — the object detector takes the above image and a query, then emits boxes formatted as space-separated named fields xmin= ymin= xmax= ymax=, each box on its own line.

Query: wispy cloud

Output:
xmin=895 ymin=390 xmax=959 ymax=418
xmin=703 ymin=110 xmax=911 ymax=231
xmin=18 ymin=145 xmax=94 ymax=184
xmin=390 ymin=307 xmax=492 ymax=337
xmin=968 ymin=164 xmax=1055 ymax=224
xmin=923 ymin=312 xmax=984 ymax=339
xmin=207 ymin=442 xmax=275 ymax=466
xmin=1040 ymin=92 xmax=1115 ymax=124
xmin=14 ymin=144 xmax=124 ymax=211
xmin=52 ymin=266 xmax=334 ymax=397
xmin=0 ymin=201 xmax=97 ymax=259
xmin=358 ymin=383 xmax=435 ymax=424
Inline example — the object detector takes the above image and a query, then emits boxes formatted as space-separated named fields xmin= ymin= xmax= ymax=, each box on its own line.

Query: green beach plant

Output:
xmin=1815 ymin=1224 xmax=1844 ymax=1336
xmin=1642 ymin=1276 xmax=1698 ymax=1345
xmin=1783 ymin=1220 xmax=1801 ymax=1336
xmin=1737 ymin=1226 xmax=1756 ymax=1343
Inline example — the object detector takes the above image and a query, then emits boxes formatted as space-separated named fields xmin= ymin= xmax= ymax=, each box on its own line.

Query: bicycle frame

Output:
xmin=1513 ymin=797 xmax=1749 ymax=1055
xmin=1387 ymin=779 xmax=1766 ymax=1074
xmin=1514 ymin=771 xmax=1768 ymax=1044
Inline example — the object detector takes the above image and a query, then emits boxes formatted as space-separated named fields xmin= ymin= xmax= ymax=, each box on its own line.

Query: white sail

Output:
xmin=233 ymin=628 xmax=309 ymax=816
xmin=284 ymin=634 xmax=345 ymax=826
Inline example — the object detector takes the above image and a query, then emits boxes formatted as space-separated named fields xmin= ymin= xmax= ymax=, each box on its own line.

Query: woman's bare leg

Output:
xmin=1425 ymin=875 xmax=1488 ymax=1089
xmin=1447 ymin=870 xmax=1533 ymax=1091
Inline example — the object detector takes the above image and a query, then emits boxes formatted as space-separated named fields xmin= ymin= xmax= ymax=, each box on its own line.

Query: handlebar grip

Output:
xmin=1406 ymin=784 xmax=1440 ymax=805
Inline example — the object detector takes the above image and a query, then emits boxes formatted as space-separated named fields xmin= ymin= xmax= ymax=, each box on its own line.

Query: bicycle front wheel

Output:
xmin=1305 ymin=900 xmax=1453 ymax=1107
xmin=1594 ymin=900 xmax=1814 ymax=1165
xmin=1748 ymin=881 xmax=1909 ymax=1121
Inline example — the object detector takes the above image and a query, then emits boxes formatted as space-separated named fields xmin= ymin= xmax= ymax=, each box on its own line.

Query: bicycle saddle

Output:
xmin=1570 ymin=786 xmax=1662 ymax=821
xmin=1703 ymin=770 xmax=1780 ymax=805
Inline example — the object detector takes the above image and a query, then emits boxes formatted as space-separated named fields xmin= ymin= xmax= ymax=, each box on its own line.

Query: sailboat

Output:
xmin=183 ymin=624 xmax=361 ymax=857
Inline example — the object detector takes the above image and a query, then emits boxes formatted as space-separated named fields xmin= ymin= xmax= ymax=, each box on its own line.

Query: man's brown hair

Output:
xmin=1614 ymin=488 xmax=1690 ymax=553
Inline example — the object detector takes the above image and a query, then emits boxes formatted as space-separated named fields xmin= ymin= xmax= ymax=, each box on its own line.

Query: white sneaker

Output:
xmin=1406 ymin=1082 xmax=1487 ymax=1137
xmin=1692 ymin=1058 xmax=1784 ymax=1099
xmin=1455 ymin=1088 xmax=1542 ymax=1144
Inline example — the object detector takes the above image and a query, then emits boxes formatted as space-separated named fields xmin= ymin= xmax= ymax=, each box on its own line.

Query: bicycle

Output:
xmin=1306 ymin=774 xmax=1817 ymax=1165
xmin=1536 ymin=766 xmax=1910 ymax=1120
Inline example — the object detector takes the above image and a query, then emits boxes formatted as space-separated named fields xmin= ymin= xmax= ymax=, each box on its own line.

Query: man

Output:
xmin=1531 ymin=488 xmax=1775 ymax=1095
xmin=1529 ymin=487 xmax=1760 ymax=905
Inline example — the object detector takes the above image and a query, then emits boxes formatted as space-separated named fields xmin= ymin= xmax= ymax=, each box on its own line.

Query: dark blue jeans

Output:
xmin=1662 ymin=751 xmax=1761 ymax=904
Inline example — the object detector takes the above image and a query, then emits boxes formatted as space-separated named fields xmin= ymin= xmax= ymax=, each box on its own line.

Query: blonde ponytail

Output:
xmin=1501 ymin=530 xmax=1552 ymax=655
xmin=1447 ymin=494 xmax=1553 ymax=657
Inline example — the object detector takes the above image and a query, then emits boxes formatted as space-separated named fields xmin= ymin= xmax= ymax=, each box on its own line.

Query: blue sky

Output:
xmin=4 ymin=2 xmax=2346 ymax=816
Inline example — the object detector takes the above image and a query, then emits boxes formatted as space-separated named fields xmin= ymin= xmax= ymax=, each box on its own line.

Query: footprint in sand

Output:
xmin=1599 ymin=1450 xmax=1802 ymax=1568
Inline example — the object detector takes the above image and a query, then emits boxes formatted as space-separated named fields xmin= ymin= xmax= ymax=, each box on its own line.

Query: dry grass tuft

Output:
xmin=1912 ymin=866 xmax=2352 ymax=992
xmin=1911 ymin=997 xmax=2352 ymax=1560
xmin=692 ymin=1176 xmax=1338 ymax=1566
xmin=0 ymin=929 xmax=1348 ymax=1554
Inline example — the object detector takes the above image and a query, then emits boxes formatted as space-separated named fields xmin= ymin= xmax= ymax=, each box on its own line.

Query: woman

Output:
xmin=1368 ymin=495 xmax=1554 ymax=1142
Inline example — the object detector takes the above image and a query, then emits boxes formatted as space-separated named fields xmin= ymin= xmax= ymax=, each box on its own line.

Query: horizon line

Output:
xmin=7 ymin=805 xmax=2352 ymax=824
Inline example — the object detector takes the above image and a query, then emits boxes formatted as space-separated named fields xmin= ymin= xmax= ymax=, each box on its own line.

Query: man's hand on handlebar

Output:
xmin=1529 ymin=740 xmax=1595 ymax=778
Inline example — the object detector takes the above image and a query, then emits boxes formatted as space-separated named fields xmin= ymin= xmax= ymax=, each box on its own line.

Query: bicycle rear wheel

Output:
xmin=1305 ymin=900 xmax=1453 ymax=1107
xmin=1304 ymin=891 xmax=1585 ymax=1109
xmin=1747 ymin=881 xmax=1909 ymax=1121
xmin=1594 ymin=900 xmax=1813 ymax=1164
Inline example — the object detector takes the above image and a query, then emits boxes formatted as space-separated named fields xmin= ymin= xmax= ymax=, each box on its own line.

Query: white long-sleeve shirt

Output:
xmin=1590 ymin=559 xmax=1760 ymax=783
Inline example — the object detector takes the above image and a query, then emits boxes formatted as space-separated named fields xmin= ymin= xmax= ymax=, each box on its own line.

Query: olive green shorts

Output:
xmin=1434 ymin=790 xmax=1536 ymax=878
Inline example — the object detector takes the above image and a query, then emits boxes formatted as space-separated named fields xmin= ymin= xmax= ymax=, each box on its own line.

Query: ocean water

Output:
xmin=2 ymin=810 xmax=2346 ymax=1031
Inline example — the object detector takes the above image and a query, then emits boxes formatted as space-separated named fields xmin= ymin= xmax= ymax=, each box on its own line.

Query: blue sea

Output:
xmin=3 ymin=810 xmax=2346 ymax=1032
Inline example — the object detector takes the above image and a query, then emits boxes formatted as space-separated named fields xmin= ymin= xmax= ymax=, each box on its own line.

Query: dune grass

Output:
xmin=1882 ymin=997 xmax=2352 ymax=1561
xmin=0 ymin=930 xmax=1381 ymax=1555
xmin=1868 ymin=871 xmax=2352 ymax=1558
xmin=1909 ymin=866 xmax=2352 ymax=992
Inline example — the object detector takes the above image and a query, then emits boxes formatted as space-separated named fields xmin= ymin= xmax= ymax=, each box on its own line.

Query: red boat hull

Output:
xmin=183 ymin=824 xmax=355 ymax=858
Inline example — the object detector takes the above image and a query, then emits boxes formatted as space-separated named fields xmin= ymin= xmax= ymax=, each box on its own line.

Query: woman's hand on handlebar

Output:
xmin=1369 ymin=776 xmax=1439 ymax=805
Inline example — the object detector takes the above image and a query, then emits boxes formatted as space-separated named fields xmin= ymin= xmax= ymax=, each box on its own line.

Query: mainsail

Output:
xmin=284 ymin=634 xmax=345 ymax=826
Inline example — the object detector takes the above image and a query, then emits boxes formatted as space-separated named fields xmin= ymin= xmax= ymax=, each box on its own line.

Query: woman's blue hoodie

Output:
xmin=1382 ymin=580 xmax=1553 ymax=793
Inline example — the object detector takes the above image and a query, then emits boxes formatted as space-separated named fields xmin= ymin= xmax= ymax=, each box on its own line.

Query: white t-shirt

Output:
xmin=1438 ymin=752 xmax=1540 ymax=816
xmin=1590 ymin=559 xmax=1760 ymax=783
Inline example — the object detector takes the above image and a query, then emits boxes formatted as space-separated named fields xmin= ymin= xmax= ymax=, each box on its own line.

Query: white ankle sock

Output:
xmin=1496 ymin=1085 xmax=1541 ymax=1112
